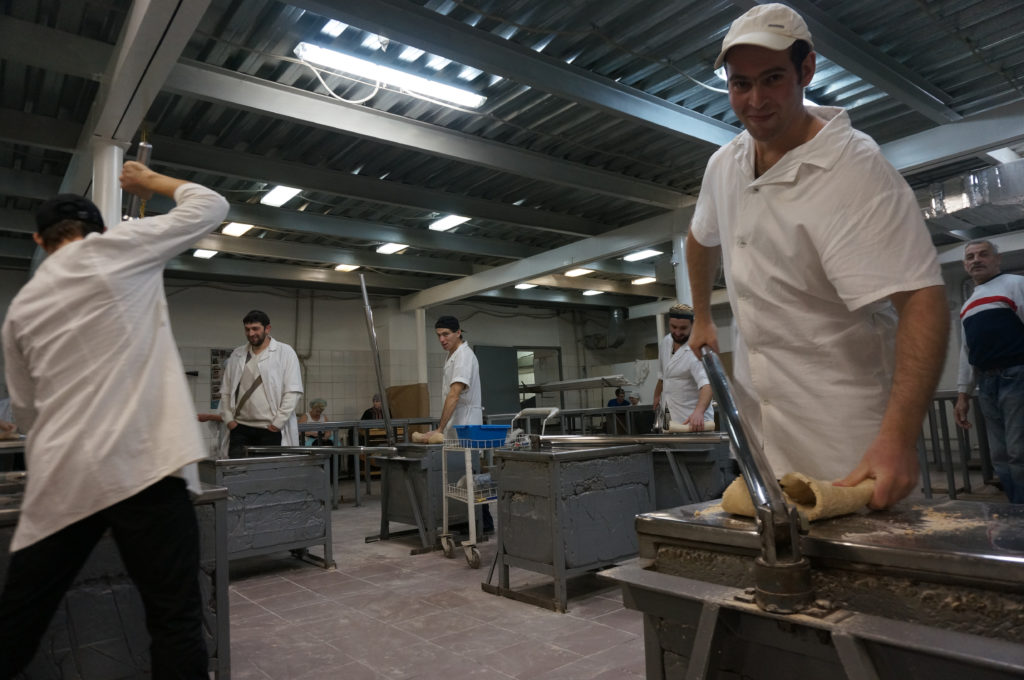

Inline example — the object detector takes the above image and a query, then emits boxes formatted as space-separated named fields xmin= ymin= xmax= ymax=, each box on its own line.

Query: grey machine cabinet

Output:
xmin=373 ymin=444 xmax=474 ymax=553
xmin=605 ymin=499 xmax=1024 ymax=680
xmin=0 ymin=480 xmax=231 ymax=679
xmin=487 ymin=444 xmax=656 ymax=612
xmin=199 ymin=453 xmax=335 ymax=569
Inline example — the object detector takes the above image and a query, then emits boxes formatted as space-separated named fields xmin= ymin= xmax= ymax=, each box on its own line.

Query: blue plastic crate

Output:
xmin=454 ymin=424 xmax=511 ymax=447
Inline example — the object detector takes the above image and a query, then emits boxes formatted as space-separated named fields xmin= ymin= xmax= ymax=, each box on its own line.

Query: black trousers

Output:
xmin=228 ymin=422 xmax=282 ymax=458
xmin=0 ymin=477 xmax=207 ymax=679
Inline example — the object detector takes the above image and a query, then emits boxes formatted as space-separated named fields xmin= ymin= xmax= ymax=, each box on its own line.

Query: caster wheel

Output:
xmin=466 ymin=546 xmax=481 ymax=569
xmin=441 ymin=536 xmax=455 ymax=558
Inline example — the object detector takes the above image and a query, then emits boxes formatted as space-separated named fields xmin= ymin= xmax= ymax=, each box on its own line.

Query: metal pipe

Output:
xmin=699 ymin=346 xmax=788 ymax=518
xmin=359 ymin=274 xmax=396 ymax=447
xmin=125 ymin=141 xmax=152 ymax=219
xmin=540 ymin=434 xmax=727 ymax=446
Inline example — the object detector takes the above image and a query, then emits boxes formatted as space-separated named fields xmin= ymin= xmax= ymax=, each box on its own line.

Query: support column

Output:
xmin=415 ymin=308 xmax=428 ymax=384
xmin=656 ymin=314 xmax=665 ymax=347
xmin=91 ymin=140 xmax=124 ymax=228
xmin=671 ymin=232 xmax=691 ymax=305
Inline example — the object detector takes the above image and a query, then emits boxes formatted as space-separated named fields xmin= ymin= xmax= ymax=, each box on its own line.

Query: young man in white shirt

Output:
xmin=685 ymin=3 xmax=947 ymax=508
xmin=0 ymin=162 xmax=228 ymax=677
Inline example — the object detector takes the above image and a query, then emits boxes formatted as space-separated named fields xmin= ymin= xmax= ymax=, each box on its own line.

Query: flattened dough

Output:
xmin=667 ymin=420 xmax=716 ymax=433
xmin=720 ymin=472 xmax=875 ymax=522
xmin=411 ymin=431 xmax=444 ymax=444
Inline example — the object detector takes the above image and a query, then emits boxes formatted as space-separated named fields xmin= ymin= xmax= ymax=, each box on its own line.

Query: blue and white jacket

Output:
xmin=957 ymin=272 xmax=1024 ymax=392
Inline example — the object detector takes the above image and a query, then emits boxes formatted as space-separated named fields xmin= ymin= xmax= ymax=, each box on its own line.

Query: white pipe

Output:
xmin=416 ymin=308 xmax=428 ymax=384
xmin=91 ymin=141 xmax=124 ymax=228
xmin=671 ymin=232 xmax=691 ymax=305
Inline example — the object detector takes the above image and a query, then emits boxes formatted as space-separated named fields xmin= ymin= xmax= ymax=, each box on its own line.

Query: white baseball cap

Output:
xmin=714 ymin=3 xmax=814 ymax=69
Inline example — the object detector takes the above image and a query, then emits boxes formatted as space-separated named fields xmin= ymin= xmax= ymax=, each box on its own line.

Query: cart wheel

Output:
xmin=466 ymin=546 xmax=481 ymax=569
xmin=441 ymin=536 xmax=455 ymax=558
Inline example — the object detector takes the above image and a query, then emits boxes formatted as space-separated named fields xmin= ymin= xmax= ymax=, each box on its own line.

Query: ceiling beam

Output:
xmin=738 ymin=0 xmax=960 ymax=124
xmin=193 ymin=234 xmax=472 ymax=277
xmin=165 ymin=62 xmax=686 ymax=209
xmin=151 ymin=135 xmax=606 ymax=237
xmin=60 ymin=0 xmax=213 ymax=195
xmin=0 ymin=17 xmax=109 ymax=79
xmin=0 ymin=237 xmax=35 ymax=259
xmin=476 ymin=288 xmax=645 ymax=309
xmin=291 ymin=0 xmax=739 ymax=147
xmin=881 ymin=100 xmax=1024 ymax=174
xmin=400 ymin=206 xmax=694 ymax=310
xmin=0 ymin=170 xmax=61 ymax=201
xmin=522 ymin=274 xmax=675 ymax=299
xmin=165 ymin=256 xmax=433 ymax=291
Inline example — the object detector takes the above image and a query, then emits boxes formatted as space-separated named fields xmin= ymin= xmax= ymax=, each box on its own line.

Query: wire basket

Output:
xmin=445 ymin=481 xmax=498 ymax=503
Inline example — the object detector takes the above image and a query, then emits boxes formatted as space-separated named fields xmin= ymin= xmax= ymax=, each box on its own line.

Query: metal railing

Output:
xmin=918 ymin=390 xmax=994 ymax=499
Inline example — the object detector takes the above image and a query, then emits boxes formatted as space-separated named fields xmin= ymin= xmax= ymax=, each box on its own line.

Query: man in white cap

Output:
xmin=686 ymin=4 xmax=948 ymax=508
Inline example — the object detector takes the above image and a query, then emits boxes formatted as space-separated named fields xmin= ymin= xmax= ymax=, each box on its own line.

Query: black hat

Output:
xmin=434 ymin=315 xmax=460 ymax=332
xmin=36 ymin=194 xmax=105 ymax=234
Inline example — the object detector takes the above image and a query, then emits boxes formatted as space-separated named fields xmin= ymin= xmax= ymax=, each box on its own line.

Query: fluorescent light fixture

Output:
xmin=398 ymin=46 xmax=424 ymax=62
xmin=294 ymin=42 xmax=486 ymax=108
xmin=624 ymin=249 xmax=662 ymax=262
xmin=361 ymin=33 xmax=386 ymax=50
xmin=582 ymin=290 xmax=603 ymax=296
xmin=261 ymin=185 xmax=301 ymax=206
xmin=193 ymin=249 xmax=217 ymax=259
xmin=426 ymin=55 xmax=451 ymax=70
xmin=334 ymin=263 xmax=360 ymax=272
xmin=321 ymin=20 xmax=347 ymax=37
xmin=222 ymin=222 xmax=253 ymax=237
xmin=376 ymin=242 xmax=408 ymax=254
xmin=515 ymin=283 xmax=538 ymax=290
xmin=564 ymin=268 xmax=593 ymax=277
xmin=458 ymin=66 xmax=482 ymax=81
xmin=632 ymin=276 xmax=657 ymax=285
xmin=429 ymin=214 xmax=470 ymax=232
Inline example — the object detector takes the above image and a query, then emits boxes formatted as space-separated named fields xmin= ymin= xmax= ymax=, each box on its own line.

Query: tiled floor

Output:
xmin=225 ymin=479 xmax=647 ymax=679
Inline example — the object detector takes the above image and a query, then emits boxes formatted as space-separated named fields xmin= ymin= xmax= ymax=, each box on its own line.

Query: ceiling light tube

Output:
xmin=564 ymin=268 xmax=593 ymax=277
xmin=515 ymin=283 xmax=538 ymax=290
xmin=261 ymin=185 xmax=302 ymax=207
xmin=631 ymin=276 xmax=657 ymax=285
xmin=294 ymin=42 xmax=486 ymax=109
xmin=376 ymin=242 xmax=408 ymax=254
xmin=334 ymin=263 xmax=360 ymax=272
xmin=429 ymin=215 xmax=470 ymax=231
xmin=582 ymin=290 xmax=603 ymax=296
xmin=222 ymin=222 xmax=253 ymax=237
xmin=192 ymin=249 xmax=217 ymax=259
xmin=623 ymin=249 xmax=662 ymax=262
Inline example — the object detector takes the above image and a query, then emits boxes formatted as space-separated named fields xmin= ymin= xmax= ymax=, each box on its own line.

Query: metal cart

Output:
xmin=439 ymin=427 xmax=506 ymax=568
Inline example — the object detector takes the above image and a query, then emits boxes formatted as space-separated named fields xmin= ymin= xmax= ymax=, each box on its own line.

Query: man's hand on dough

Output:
xmin=683 ymin=411 xmax=706 ymax=431
xmin=835 ymin=433 xmax=919 ymax=510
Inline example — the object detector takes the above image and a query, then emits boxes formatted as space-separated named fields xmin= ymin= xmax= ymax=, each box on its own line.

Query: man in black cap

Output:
xmin=0 ymin=161 xmax=228 ymax=677
xmin=423 ymin=315 xmax=492 ymax=532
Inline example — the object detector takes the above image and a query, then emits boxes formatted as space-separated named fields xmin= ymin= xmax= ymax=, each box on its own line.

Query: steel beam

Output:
xmin=0 ymin=170 xmax=62 ymax=201
xmin=60 ymin=0 xmax=212 ymax=195
xmin=0 ymin=237 xmax=35 ymax=259
xmin=165 ymin=62 xmax=686 ymax=209
xmin=165 ymin=256 xmax=432 ymax=291
xmin=400 ymin=205 xmax=694 ymax=310
xmin=290 ymin=0 xmax=739 ymax=147
xmin=0 ymin=17 xmax=109 ymax=79
xmin=193 ymin=233 xmax=473 ymax=277
xmin=151 ymin=135 xmax=606 ymax=237
xmin=882 ymin=100 xmax=1024 ymax=174
xmin=523 ymin=274 xmax=676 ymax=299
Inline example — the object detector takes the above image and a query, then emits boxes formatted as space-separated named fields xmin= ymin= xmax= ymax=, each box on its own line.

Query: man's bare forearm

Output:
xmin=685 ymin=232 xmax=719 ymax=318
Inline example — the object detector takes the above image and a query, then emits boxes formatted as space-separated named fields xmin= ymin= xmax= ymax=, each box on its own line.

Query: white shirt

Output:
xmin=443 ymin=342 xmax=482 ymax=433
xmin=657 ymin=334 xmax=714 ymax=424
xmin=2 ymin=183 xmax=229 ymax=551
xmin=690 ymin=106 xmax=942 ymax=481
xmin=220 ymin=338 xmax=303 ymax=446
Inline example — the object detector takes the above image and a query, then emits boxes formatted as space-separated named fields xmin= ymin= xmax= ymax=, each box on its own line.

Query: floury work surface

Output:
xmin=224 ymin=477 xmax=647 ymax=679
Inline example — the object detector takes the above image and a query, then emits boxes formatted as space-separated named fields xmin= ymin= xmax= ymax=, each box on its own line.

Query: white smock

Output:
xmin=2 ymin=183 xmax=229 ymax=552
xmin=442 ymin=342 xmax=482 ymax=434
xmin=689 ymin=106 xmax=942 ymax=481
xmin=657 ymin=334 xmax=714 ymax=423
xmin=219 ymin=338 xmax=303 ymax=446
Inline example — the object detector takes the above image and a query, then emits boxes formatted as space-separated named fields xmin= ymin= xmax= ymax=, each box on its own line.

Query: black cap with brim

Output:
xmin=36 ymin=194 xmax=105 ymax=233
xmin=434 ymin=315 xmax=460 ymax=332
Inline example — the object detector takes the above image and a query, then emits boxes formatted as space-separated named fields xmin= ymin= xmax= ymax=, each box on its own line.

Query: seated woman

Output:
xmin=298 ymin=398 xmax=333 ymax=446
